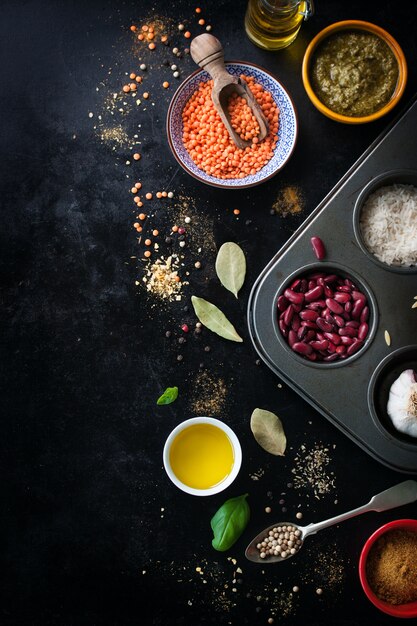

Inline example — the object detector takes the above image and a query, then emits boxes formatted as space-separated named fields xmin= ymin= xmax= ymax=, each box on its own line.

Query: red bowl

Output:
xmin=359 ymin=519 xmax=417 ymax=618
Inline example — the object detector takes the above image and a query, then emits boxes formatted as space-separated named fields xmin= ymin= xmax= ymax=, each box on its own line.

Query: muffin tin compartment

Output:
xmin=274 ymin=263 xmax=378 ymax=368
xmin=368 ymin=346 xmax=417 ymax=448
xmin=353 ymin=169 xmax=417 ymax=273
xmin=248 ymin=96 xmax=417 ymax=473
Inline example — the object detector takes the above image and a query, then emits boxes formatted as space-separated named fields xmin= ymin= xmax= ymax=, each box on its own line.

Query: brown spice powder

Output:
xmin=189 ymin=371 xmax=227 ymax=416
xmin=272 ymin=186 xmax=303 ymax=217
xmin=366 ymin=529 xmax=417 ymax=605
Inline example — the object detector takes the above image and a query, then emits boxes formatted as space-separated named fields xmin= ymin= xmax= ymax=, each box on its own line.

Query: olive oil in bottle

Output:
xmin=245 ymin=0 xmax=313 ymax=51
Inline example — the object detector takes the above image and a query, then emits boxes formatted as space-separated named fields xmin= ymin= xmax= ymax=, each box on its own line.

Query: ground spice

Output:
xmin=366 ymin=529 xmax=417 ymax=605
xmin=189 ymin=370 xmax=228 ymax=415
xmin=272 ymin=186 xmax=304 ymax=217
xmin=142 ymin=255 xmax=186 ymax=300
xmin=291 ymin=443 xmax=336 ymax=499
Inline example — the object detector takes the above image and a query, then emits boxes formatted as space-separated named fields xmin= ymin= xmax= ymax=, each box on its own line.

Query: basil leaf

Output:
xmin=250 ymin=408 xmax=286 ymax=456
xmin=156 ymin=386 xmax=178 ymax=405
xmin=215 ymin=242 xmax=246 ymax=298
xmin=211 ymin=493 xmax=250 ymax=552
xmin=191 ymin=296 xmax=243 ymax=343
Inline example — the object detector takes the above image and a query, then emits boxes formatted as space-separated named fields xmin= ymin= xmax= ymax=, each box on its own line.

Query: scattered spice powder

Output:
xmin=142 ymin=255 xmax=186 ymax=300
xmin=291 ymin=443 xmax=336 ymax=499
xmin=189 ymin=370 xmax=228 ymax=415
xmin=366 ymin=529 xmax=417 ymax=605
xmin=272 ymin=186 xmax=304 ymax=217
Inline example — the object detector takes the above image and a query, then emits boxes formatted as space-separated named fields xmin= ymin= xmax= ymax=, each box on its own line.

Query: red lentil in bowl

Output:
xmin=166 ymin=62 xmax=297 ymax=189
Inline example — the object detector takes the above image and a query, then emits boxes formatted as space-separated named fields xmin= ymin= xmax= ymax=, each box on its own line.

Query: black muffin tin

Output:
xmin=248 ymin=97 xmax=417 ymax=473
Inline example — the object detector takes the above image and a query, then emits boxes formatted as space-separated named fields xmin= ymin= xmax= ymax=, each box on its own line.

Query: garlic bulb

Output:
xmin=387 ymin=369 xmax=417 ymax=437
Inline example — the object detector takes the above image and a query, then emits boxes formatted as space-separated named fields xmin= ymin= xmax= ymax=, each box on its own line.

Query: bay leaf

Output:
xmin=215 ymin=242 xmax=246 ymax=298
xmin=191 ymin=296 xmax=243 ymax=343
xmin=250 ymin=408 xmax=286 ymax=456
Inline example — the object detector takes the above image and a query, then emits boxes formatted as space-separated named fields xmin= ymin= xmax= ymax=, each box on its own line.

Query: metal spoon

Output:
xmin=245 ymin=480 xmax=417 ymax=564
xmin=190 ymin=34 xmax=269 ymax=150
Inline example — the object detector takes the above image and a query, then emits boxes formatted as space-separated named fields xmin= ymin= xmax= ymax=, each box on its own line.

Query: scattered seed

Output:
xmin=168 ymin=191 xmax=174 ymax=198
xmin=140 ymin=63 xmax=147 ymax=71
xmin=172 ymin=47 xmax=179 ymax=54
xmin=265 ymin=507 xmax=272 ymax=513
xmin=173 ymin=71 xmax=180 ymax=78
xmin=181 ymin=324 xmax=189 ymax=333
xmin=194 ymin=261 xmax=201 ymax=269
xmin=179 ymin=241 xmax=186 ymax=248
xmin=268 ymin=619 xmax=274 ymax=625
xmin=204 ymin=345 xmax=211 ymax=352
xmin=206 ymin=24 xmax=212 ymax=31
xmin=178 ymin=24 xmax=185 ymax=31
xmin=177 ymin=354 xmax=183 ymax=362
xmin=296 ymin=512 xmax=303 ymax=520
xmin=316 ymin=588 xmax=323 ymax=596
xmin=165 ymin=330 xmax=172 ymax=338
xmin=165 ymin=237 xmax=172 ymax=245
xmin=196 ymin=322 xmax=202 ymax=329
xmin=178 ymin=337 xmax=186 ymax=344
xmin=171 ymin=64 xmax=178 ymax=71
xmin=292 ymin=586 xmax=299 ymax=593
xmin=384 ymin=330 xmax=391 ymax=346
xmin=178 ymin=227 xmax=185 ymax=235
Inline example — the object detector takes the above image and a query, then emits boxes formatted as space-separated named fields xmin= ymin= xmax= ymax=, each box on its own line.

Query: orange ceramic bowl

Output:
xmin=302 ymin=20 xmax=408 ymax=124
xmin=359 ymin=519 xmax=417 ymax=618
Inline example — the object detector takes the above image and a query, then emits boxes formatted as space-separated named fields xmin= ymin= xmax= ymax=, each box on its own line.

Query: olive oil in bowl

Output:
xmin=163 ymin=417 xmax=242 ymax=496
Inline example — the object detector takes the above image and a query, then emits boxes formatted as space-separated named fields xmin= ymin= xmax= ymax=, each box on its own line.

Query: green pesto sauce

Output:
xmin=310 ymin=30 xmax=399 ymax=117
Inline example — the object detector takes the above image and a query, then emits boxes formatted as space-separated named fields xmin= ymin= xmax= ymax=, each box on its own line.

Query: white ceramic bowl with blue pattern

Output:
xmin=166 ymin=62 xmax=298 ymax=189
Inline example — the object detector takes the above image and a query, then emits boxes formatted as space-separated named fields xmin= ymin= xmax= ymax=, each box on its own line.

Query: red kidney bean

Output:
xmin=337 ymin=285 xmax=352 ymax=293
xmin=345 ymin=278 xmax=355 ymax=289
xmin=346 ymin=320 xmax=360 ymax=328
xmin=335 ymin=345 xmax=346 ymax=354
xmin=360 ymin=306 xmax=369 ymax=323
xmin=292 ymin=303 xmax=302 ymax=313
xmin=339 ymin=326 xmax=357 ymax=337
xmin=299 ymin=279 xmax=308 ymax=293
xmin=324 ymin=285 xmax=334 ymax=298
xmin=324 ymin=353 xmax=339 ymax=362
xmin=305 ymin=330 xmax=316 ymax=342
xmin=293 ymin=342 xmax=313 ymax=356
xmin=352 ymin=298 xmax=365 ymax=319
xmin=310 ymin=236 xmax=326 ymax=260
xmin=279 ymin=320 xmax=288 ymax=337
xmin=340 ymin=335 xmax=354 ymax=345
xmin=297 ymin=325 xmax=307 ymax=340
xmin=308 ymin=279 xmax=316 ymax=290
xmin=300 ymin=309 xmax=319 ymax=321
xmin=327 ymin=342 xmax=337 ymax=353
xmin=288 ymin=330 xmax=297 ymax=347
xmin=284 ymin=288 xmax=304 ymax=305
xmin=326 ymin=298 xmax=344 ymax=315
xmin=310 ymin=340 xmax=329 ymax=351
xmin=324 ymin=332 xmax=341 ymax=345
xmin=347 ymin=340 xmax=364 ymax=356
xmin=305 ymin=285 xmax=323 ymax=302
xmin=334 ymin=292 xmax=351 ymax=303
xmin=324 ymin=312 xmax=336 ymax=326
xmin=324 ymin=274 xmax=337 ymax=283
xmin=352 ymin=290 xmax=365 ymax=301
xmin=291 ymin=278 xmax=301 ymax=290
xmin=358 ymin=322 xmax=369 ymax=341
xmin=283 ymin=304 xmax=294 ymax=326
xmin=277 ymin=295 xmax=288 ymax=311
xmin=306 ymin=300 xmax=326 ymax=310
xmin=316 ymin=317 xmax=333 ymax=332
xmin=345 ymin=301 xmax=353 ymax=313
xmin=306 ymin=351 xmax=317 ymax=361
xmin=334 ymin=314 xmax=345 ymax=328
xmin=301 ymin=320 xmax=318 ymax=329
xmin=309 ymin=272 xmax=326 ymax=279
xmin=291 ymin=315 xmax=301 ymax=332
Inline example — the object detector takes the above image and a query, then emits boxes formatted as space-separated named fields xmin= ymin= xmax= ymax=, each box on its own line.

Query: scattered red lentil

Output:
xmin=161 ymin=35 xmax=168 ymax=43
xmin=137 ymin=201 xmax=143 ymax=207
xmin=136 ymin=75 xmax=142 ymax=83
xmin=149 ymin=42 xmax=156 ymax=50
xmin=184 ymin=31 xmax=191 ymax=38
xmin=163 ymin=81 xmax=170 ymax=89
xmin=138 ymin=33 xmax=144 ymax=41
xmin=145 ymin=239 xmax=152 ymax=246
xmin=142 ymin=25 xmax=148 ymax=32
xmin=133 ymin=222 xmax=140 ymax=228
xmin=148 ymin=32 xmax=155 ymax=40
xmin=131 ymin=187 xmax=137 ymax=194
xmin=130 ymin=25 xmax=137 ymax=31
xmin=198 ymin=18 xmax=205 ymax=25
xmin=130 ymin=72 xmax=136 ymax=79
xmin=135 ymin=182 xmax=142 ymax=190
xmin=182 ymin=75 xmax=279 ymax=179
xmin=134 ymin=196 xmax=140 ymax=203
xmin=152 ymin=229 xmax=159 ymax=236
xmin=143 ymin=92 xmax=149 ymax=99
xmin=139 ymin=213 xmax=146 ymax=220
xmin=195 ymin=7 xmax=201 ymax=13
xmin=144 ymin=250 xmax=151 ymax=258
xmin=129 ymin=83 xmax=137 ymax=91
xmin=233 ymin=209 xmax=240 ymax=215
xmin=133 ymin=153 xmax=141 ymax=160
xmin=123 ymin=85 xmax=131 ymax=93
xmin=145 ymin=193 xmax=153 ymax=200
xmin=156 ymin=192 xmax=162 ymax=198
xmin=172 ymin=225 xmax=179 ymax=232
xmin=162 ymin=191 xmax=168 ymax=198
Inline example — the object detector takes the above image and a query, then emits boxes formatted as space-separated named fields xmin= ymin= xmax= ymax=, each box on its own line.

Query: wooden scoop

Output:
xmin=190 ymin=34 xmax=269 ymax=150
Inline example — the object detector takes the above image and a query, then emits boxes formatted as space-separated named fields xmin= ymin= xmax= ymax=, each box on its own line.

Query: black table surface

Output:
xmin=2 ymin=1 xmax=417 ymax=625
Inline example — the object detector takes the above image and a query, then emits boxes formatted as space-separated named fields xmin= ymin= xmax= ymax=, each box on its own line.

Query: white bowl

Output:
xmin=166 ymin=62 xmax=298 ymax=189
xmin=163 ymin=416 xmax=242 ymax=496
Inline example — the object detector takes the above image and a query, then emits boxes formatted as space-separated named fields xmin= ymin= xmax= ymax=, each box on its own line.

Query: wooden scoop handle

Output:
xmin=190 ymin=34 xmax=230 ymax=83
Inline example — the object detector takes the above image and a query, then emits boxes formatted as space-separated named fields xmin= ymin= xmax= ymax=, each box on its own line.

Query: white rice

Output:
xmin=360 ymin=184 xmax=417 ymax=266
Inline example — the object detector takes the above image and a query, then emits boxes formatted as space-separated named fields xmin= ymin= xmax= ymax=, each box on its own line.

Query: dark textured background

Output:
xmin=1 ymin=1 xmax=417 ymax=624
